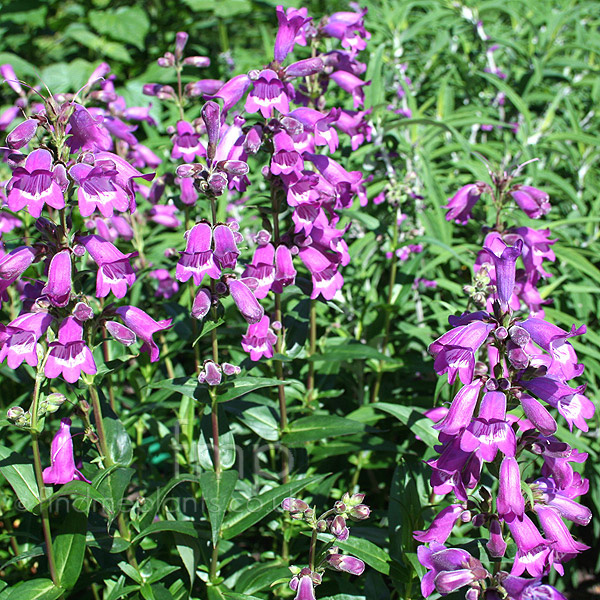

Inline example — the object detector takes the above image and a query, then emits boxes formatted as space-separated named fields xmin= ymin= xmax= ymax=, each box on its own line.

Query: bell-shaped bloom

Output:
xmin=0 ymin=245 xmax=37 ymax=281
xmin=243 ymin=243 xmax=276 ymax=299
xmin=0 ymin=312 xmax=52 ymax=368
xmin=42 ymin=250 xmax=72 ymax=308
xmin=7 ymin=148 xmax=65 ymax=218
xmin=523 ymin=376 xmax=594 ymax=432
xmin=241 ymin=315 xmax=277 ymax=361
xmin=274 ymin=5 xmax=310 ymax=63
xmin=535 ymin=505 xmax=589 ymax=556
xmin=149 ymin=269 xmax=179 ymax=299
xmin=69 ymin=162 xmax=130 ymax=218
xmin=245 ymin=69 xmax=290 ymax=118
xmin=148 ymin=204 xmax=181 ymax=229
xmin=510 ymin=185 xmax=551 ymax=219
xmin=80 ymin=234 xmax=136 ymax=299
xmin=171 ymin=120 xmax=205 ymax=163
xmin=42 ymin=418 xmax=91 ymax=485
xmin=433 ymin=378 xmax=483 ymax=435
xmin=487 ymin=518 xmax=507 ymax=558
xmin=66 ymin=105 xmax=112 ymax=153
xmin=327 ymin=554 xmax=365 ymax=575
xmin=330 ymin=70 xmax=369 ymax=108
xmin=413 ymin=504 xmax=464 ymax=544
xmin=460 ymin=391 xmax=516 ymax=461
xmin=299 ymin=245 xmax=343 ymax=301
xmin=507 ymin=514 xmax=552 ymax=577
xmin=273 ymin=245 xmax=296 ymax=293
xmin=213 ymin=224 xmax=239 ymax=269
xmin=502 ymin=575 xmax=567 ymax=600
xmin=289 ymin=108 xmax=340 ymax=153
xmin=45 ymin=317 xmax=97 ymax=383
xmin=429 ymin=319 xmax=495 ymax=385
xmin=512 ymin=226 xmax=556 ymax=279
xmin=176 ymin=222 xmax=221 ymax=285
xmin=497 ymin=457 xmax=525 ymax=522
xmin=519 ymin=318 xmax=585 ymax=381
xmin=290 ymin=574 xmax=317 ymax=600
xmin=229 ymin=279 xmax=264 ymax=324
xmin=533 ymin=478 xmax=592 ymax=526
xmin=115 ymin=306 xmax=172 ymax=363
xmin=520 ymin=394 xmax=557 ymax=436
xmin=483 ymin=237 xmax=523 ymax=308
xmin=444 ymin=183 xmax=489 ymax=225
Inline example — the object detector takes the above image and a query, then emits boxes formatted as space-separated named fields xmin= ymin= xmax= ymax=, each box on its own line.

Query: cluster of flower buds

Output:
xmin=417 ymin=170 xmax=592 ymax=598
xmin=281 ymin=492 xmax=369 ymax=599
xmin=198 ymin=359 xmax=241 ymax=386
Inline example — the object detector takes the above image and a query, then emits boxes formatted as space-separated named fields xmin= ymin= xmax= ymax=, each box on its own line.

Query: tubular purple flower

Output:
xmin=42 ymin=418 xmax=90 ymax=485
xmin=42 ymin=250 xmax=72 ymax=308
xmin=229 ymin=279 xmax=264 ymax=325
xmin=245 ymin=69 xmax=290 ymax=118
xmin=115 ymin=306 xmax=172 ymax=363
xmin=210 ymin=74 xmax=252 ymax=113
xmin=66 ymin=105 xmax=112 ymax=153
xmin=487 ymin=518 xmax=507 ymax=557
xmin=329 ymin=70 xmax=369 ymax=108
xmin=1 ymin=63 xmax=23 ymax=94
xmin=413 ymin=504 xmax=464 ymax=544
xmin=444 ymin=183 xmax=489 ymax=225
xmin=507 ymin=514 xmax=552 ymax=577
xmin=7 ymin=148 xmax=65 ymax=218
xmin=0 ymin=312 xmax=52 ymax=369
xmin=198 ymin=360 xmax=222 ymax=386
xmin=433 ymin=378 xmax=483 ymax=435
xmin=45 ymin=317 xmax=97 ymax=383
xmin=434 ymin=569 xmax=479 ymax=595
xmin=241 ymin=315 xmax=277 ymax=361
xmin=285 ymin=57 xmax=324 ymax=78
xmin=533 ymin=478 xmax=592 ymax=526
xmin=0 ymin=246 xmax=37 ymax=280
xmin=327 ymin=554 xmax=365 ymax=575
xmin=497 ymin=457 xmax=525 ymax=521
xmin=80 ymin=234 xmax=136 ymax=299
xmin=291 ymin=574 xmax=317 ymax=600
xmin=274 ymin=5 xmax=310 ymax=63
xmin=483 ymin=238 xmax=523 ymax=308
xmin=176 ymin=222 xmax=221 ymax=285
xmin=534 ymin=505 xmax=589 ymax=555
xmin=6 ymin=118 xmax=38 ymax=149
xmin=510 ymin=185 xmax=551 ymax=219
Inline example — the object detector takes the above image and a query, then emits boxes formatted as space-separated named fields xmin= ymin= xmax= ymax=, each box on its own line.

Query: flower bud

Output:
xmin=281 ymin=497 xmax=309 ymax=513
xmin=222 ymin=362 xmax=240 ymax=376
xmin=349 ymin=504 xmax=370 ymax=520
xmin=494 ymin=326 xmax=508 ymax=340
xmin=216 ymin=160 xmax=249 ymax=176
xmin=73 ymin=302 xmax=94 ymax=321
xmin=183 ymin=56 xmax=211 ymax=68
xmin=316 ymin=519 xmax=328 ymax=532
xmin=330 ymin=515 xmax=349 ymax=540
xmin=327 ymin=554 xmax=365 ymax=576
xmin=334 ymin=501 xmax=346 ymax=513
xmin=202 ymin=101 xmax=221 ymax=160
xmin=509 ymin=325 xmax=530 ymax=347
xmin=7 ymin=406 xmax=25 ymax=421
xmin=207 ymin=172 xmax=228 ymax=196
xmin=45 ymin=393 xmax=67 ymax=415
xmin=175 ymin=32 xmax=189 ymax=58
xmin=192 ymin=287 xmax=212 ymax=320
xmin=303 ymin=507 xmax=314 ymax=519
xmin=6 ymin=118 xmax=38 ymax=149
xmin=199 ymin=360 xmax=222 ymax=386
xmin=106 ymin=321 xmax=137 ymax=346
xmin=157 ymin=85 xmax=177 ymax=101
xmin=158 ymin=52 xmax=176 ymax=68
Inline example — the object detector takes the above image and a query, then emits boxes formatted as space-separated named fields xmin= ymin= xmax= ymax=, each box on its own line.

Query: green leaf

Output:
xmin=316 ymin=533 xmax=390 ymax=575
xmin=104 ymin=416 xmax=133 ymax=466
xmin=0 ymin=445 xmax=39 ymax=512
xmin=0 ymin=579 xmax=62 ymax=600
xmin=131 ymin=521 xmax=197 ymax=546
xmin=89 ymin=7 xmax=150 ymax=50
xmin=217 ymin=377 xmax=285 ymax=403
xmin=97 ymin=467 xmax=135 ymax=525
xmin=221 ymin=474 xmax=327 ymax=540
xmin=44 ymin=479 xmax=115 ymax=519
xmin=53 ymin=507 xmax=87 ymax=589
xmin=373 ymin=404 xmax=439 ymax=448
xmin=200 ymin=470 xmax=238 ymax=545
xmin=282 ymin=415 xmax=367 ymax=446
xmin=174 ymin=532 xmax=200 ymax=585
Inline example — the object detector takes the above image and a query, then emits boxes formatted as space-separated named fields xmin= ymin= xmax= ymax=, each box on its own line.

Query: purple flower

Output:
xmin=274 ymin=5 xmax=310 ymax=63
xmin=507 ymin=514 xmax=552 ymax=577
xmin=532 ymin=478 xmax=591 ymax=526
xmin=80 ymin=234 xmax=136 ymax=299
xmin=210 ymin=74 xmax=252 ymax=113
xmin=444 ymin=183 xmax=489 ymax=225
xmin=171 ymin=121 xmax=205 ymax=163
xmin=176 ymin=222 xmax=221 ymax=285
xmin=69 ymin=162 xmax=130 ymax=218
xmin=482 ymin=237 xmax=523 ymax=309
xmin=510 ymin=185 xmax=551 ymax=219
xmin=520 ymin=394 xmax=557 ymax=436
xmin=299 ymin=245 xmax=344 ymax=301
xmin=487 ymin=518 xmax=507 ymax=558
xmin=535 ymin=505 xmax=589 ymax=557
xmin=192 ymin=287 xmax=212 ymax=320
xmin=290 ymin=573 xmax=317 ymax=600
xmin=105 ymin=321 xmax=137 ymax=346
xmin=429 ymin=318 xmax=495 ymax=385
xmin=149 ymin=269 xmax=179 ymax=299
xmin=115 ymin=306 xmax=172 ymax=363
xmin=501 ymin=575 xmax=567 ymax=600
xmin=243 ymin=243 xmax=276 ymax=299
xmin=497 ymin=457 xmax=525 ymax=522
xmin=213 ymin=224 xmax=239 ymax=269
xmin=7 ymin=149 xmax=65 ymax=218
xmin=42 ymin=250 xmax=72 ymax=308
xmin=413 ymin=504 xmax=464 ymax=544
xmin=45 ymin=317 xmax=97 ymax=383
xmin=0 ymin=312 xmax=52 ymax=368
xmin=6 ymin=118 xmax=38 ymax=150
xmin=148 ymin=204 xmax=181 ymax=229
xmin=241 ymin=315 xmax=277 ymax=361
xmin=42 ymin=418 xmax=91 ymax=485
xmin=66 ymin=105 xmax=112 ymax=153
xmin=198 ymin=360 xmax=222 ymax=386
xmin=329 ymin=70 xmax=369 ymax=108
xmin=245 ymin=69 xmax=290 ymax=118
xmin=433 ymin=378 xmax=483 ymax=435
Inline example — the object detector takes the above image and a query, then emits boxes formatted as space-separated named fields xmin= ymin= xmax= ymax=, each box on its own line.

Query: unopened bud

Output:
xmin=183 ymin=56 xmax=211 ymax=68
xmin=198 ymin=360 xmax=222 ymax=386
xmin=281 ymin=497 xmax=309 ymax=513
xmin=509 ymin=325 xmax=530 ymax=347
xmin=158 ymin=53 xmax=175 ymax=68
xmin=73 ymin=302 xmax=94 ymax=321
xmin=192 ymin=287 xmax=212 ymax=320
xmin=175 ymin=32 xmax=189 ymax=58
xmin=216 ymin=160 xmax=249 ymax=176
xmin=334 ymin=501 xmax=346 ymax=513
xmin=222 ymin=362 xmax=240 ymax=376
xmin=349 ymin=504 xmax=370 ymax=520
xmin=6 ymin=118 xmax=38 ymax=149
xmin=106 ymin=321 xmax=137 ymax=346
xmin=494 ymin=326 xmax=508 ymax=340
xmin=7 ymin=406 xmax=25 ymax=421
xmin=45 ymin=393 xmax=67 ymax=414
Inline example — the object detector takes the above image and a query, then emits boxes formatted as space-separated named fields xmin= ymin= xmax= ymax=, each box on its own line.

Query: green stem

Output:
xmin=308 ymin=529 xmax=318 ymax=571
xmin=306 ymin=299 xmax=317 ymax=407
xmin=30 ymin=366 xmax=59 ymax=587
xmin=88 ymin=385 xmax=138 ymax=569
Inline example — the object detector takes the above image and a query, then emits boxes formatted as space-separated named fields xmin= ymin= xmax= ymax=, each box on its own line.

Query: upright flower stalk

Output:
xmin=415 ymin=166 xmax=593 ymax=598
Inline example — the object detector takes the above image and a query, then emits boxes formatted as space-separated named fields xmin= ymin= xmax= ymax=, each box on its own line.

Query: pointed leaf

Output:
xmin=200 ymin=470 xmax=238 ymax=546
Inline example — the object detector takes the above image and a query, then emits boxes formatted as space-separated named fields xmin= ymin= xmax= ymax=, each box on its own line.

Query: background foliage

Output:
xmin=0 ymin=0 xmax=599 ymax=598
